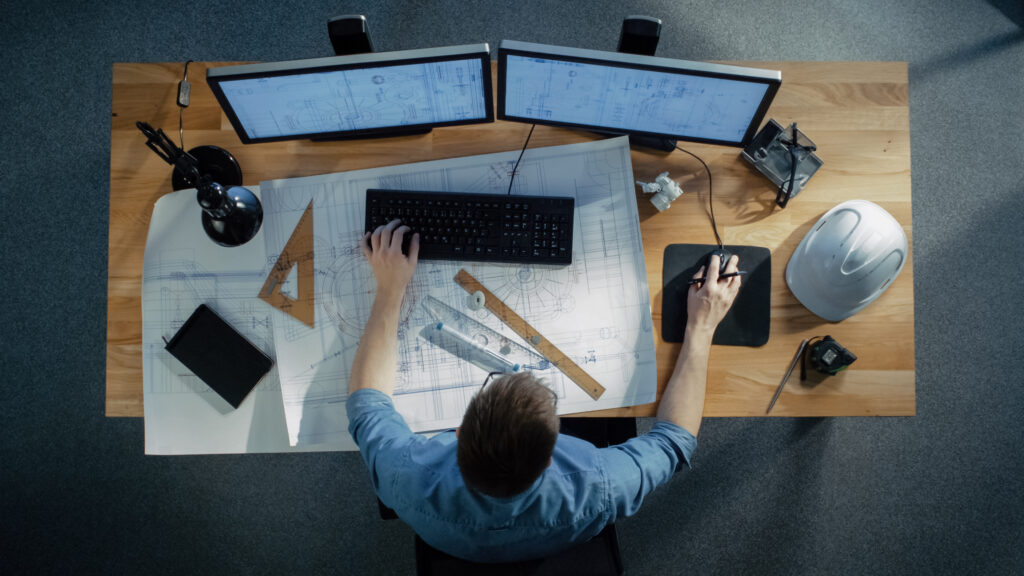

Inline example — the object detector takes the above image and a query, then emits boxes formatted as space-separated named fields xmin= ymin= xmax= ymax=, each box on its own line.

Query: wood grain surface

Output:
xmin=108 ymin=61 xmax=913 ymax=417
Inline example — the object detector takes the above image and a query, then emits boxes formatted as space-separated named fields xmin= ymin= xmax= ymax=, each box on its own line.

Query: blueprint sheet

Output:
xmin=141 ymin=187 xmax=352 ymax=454
xmin=260 ymin=137 xmax=657 ymax=447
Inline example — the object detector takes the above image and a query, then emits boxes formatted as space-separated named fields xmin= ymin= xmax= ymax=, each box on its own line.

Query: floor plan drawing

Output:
xmin=220 ymin=58 xmax=488 ymax=138
xmin=503 ymin=55 xmax=768 ymax=143
xmin=259 ymin=137 xmax=657 ymax=448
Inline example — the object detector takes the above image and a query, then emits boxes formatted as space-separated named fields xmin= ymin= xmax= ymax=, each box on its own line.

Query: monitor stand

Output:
xmin=321 ymin=14 xmax=432 ymax=141
xmin=310 ymin=127 xmax=431 ymax=143
xmin=170 ymin=145 xmax=242 ymax=191
xmin=627 ymin=134 xmax=677 ymax=153
xmin=588 ymin=130 xmax=677 ymax=153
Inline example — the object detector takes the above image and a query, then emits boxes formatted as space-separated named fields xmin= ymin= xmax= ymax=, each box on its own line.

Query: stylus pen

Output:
xmin=767 ymin=339 xmax=809 ymax=414
xmin=688 ymin=271 xmax=747 ymax=285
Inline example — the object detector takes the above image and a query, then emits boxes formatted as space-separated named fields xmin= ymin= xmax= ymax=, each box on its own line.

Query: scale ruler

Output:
xmin=454 ymin=269 xmax=606 ymax=400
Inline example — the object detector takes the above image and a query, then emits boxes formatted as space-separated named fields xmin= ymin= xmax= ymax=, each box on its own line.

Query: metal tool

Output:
xmin=420 ymin=296 xmax=548 ymax=375
xmin=767 ymin=339 xmax=809 ymax=414
xmin=454 ymin=269 xmax=607 ymax=400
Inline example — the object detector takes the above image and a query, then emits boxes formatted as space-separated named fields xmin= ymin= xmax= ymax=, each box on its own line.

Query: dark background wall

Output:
xmin=2 ymin=1 xmax=1022 ymax=574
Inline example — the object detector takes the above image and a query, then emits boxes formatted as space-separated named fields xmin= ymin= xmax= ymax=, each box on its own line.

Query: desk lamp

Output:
xmin=136 ymin=121 xmax=262 ymax=247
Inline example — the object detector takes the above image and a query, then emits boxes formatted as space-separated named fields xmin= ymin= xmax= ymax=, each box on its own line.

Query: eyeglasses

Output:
xmin=480 ymin=371 xmax=558 ymax=406
xmin=481 ymin=371 xmax=504 ymax=390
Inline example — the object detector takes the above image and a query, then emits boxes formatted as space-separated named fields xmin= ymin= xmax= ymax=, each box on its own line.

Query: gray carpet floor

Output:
xmin=2 ymin=1 xmax=1023 ymax=574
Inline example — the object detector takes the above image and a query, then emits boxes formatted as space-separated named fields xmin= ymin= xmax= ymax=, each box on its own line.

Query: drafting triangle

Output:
xmin=259 ymin=200 xmax=315 ymax=327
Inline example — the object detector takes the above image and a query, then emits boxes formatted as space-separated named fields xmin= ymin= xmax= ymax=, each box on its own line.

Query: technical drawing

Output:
xmin=223 ymin=59 xmax=487 ymax=138
xmin=318 ymin=242 xmax=376 ymax=338
xmin=259 ymin=138 xmax=657 ymax=447
xmin=143 ymin=258 xmax=276 ymax=396
xmin=503 ymin=55 xmax=768 ymax=142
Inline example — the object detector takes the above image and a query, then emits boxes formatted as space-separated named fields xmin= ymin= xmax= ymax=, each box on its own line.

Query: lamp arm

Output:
xmin=135 ymin=120 xmax=262 ymax=247
xmin=136 ymin=121 xmax=203 ymax=185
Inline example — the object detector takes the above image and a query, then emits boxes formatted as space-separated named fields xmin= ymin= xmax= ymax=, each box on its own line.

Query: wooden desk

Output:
xmin=108 ymin=61 xmax=913 ymax=418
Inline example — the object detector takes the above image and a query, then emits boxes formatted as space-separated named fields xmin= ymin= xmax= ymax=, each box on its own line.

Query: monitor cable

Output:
xmin=177 ymin=60 xmax=194 ymax=149
xmin=674 ymin=144 xmax=722 ymax=248
xmin=507 ymin=124 xmax=536 ymax=195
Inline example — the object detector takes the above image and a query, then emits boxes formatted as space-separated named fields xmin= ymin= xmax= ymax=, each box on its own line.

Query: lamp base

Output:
xmin=172 ymin=145 xmax=243 ymax=191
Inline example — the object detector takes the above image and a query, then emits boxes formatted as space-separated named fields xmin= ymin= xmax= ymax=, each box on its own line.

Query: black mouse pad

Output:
xmin=662 ymin=244 xmax=771 ymax=346
xmin=165 ymin=304 xmax=274 ymax=408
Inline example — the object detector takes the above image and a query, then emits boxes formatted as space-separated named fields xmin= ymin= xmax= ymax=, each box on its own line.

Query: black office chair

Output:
xmin=414 ymin=524 xmax=624 ymax=576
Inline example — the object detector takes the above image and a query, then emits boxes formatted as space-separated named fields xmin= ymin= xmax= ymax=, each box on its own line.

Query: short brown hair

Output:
xmin=457 ymin=372 xmax=559 ymax=497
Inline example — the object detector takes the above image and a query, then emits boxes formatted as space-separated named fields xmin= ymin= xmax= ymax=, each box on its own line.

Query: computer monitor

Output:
xmin=207 ymin=44 xmax=494 ymax=144
xmin=497 ymin=40 xmax=781 ymax=147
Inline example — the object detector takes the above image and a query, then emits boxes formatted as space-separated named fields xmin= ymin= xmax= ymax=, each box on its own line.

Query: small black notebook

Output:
xmin=165 ymin=304 xmax=274 ymax=409
xmin=662 ymin=244 xmax=771 ymax=347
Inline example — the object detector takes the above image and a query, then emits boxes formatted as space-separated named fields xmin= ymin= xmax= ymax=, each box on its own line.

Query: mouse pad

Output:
xmin=662 ymin=244 xmax=771 ymax=346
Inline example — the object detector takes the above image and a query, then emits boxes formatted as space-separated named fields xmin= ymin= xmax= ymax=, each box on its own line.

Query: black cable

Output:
xmin=178 ymin=60 xmax=193 ymax=149
xmin=507 ymin=124 xmax=536 ymax=195
xmin=674 ymin=144 xmax=722 ymax=248
xmin=800 ymin=336 xmax=823 ymax=381
xmin=776 ymin=123 xmax=799 ymax=208
xmin=776 ymin=123 xmax=816 ymax=209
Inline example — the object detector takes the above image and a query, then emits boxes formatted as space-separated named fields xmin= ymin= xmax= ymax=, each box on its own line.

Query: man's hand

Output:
xmin=360 ymin=219 xmax=420 ymax=301
xmin=686 ymin=254 xmax=742 ymax=336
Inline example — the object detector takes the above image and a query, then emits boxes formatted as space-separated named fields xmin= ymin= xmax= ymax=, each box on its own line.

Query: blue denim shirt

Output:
xmin=347 ymin=388 xmax=697 ymax=563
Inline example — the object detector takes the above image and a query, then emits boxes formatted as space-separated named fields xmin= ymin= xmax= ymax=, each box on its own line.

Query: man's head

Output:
xmin=457 ymin=372 xmax=559 ymax=498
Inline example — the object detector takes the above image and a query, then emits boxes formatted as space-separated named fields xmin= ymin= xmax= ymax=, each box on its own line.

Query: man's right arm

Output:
xmin=603 ymin=255 xmax=741 ymax=520
xmin=656 ymin=254 xmax=741 ymax=437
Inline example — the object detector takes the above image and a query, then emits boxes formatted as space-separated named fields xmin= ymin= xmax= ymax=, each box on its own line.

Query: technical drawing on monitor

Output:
xmin=504 ymin=55 xmax=769 ymax=143
xmin=219 ymin=60 xmax=487 ymax=139
xmin=498 ymin=40 xmax=781 ymax=147
xmin=207 ymin=44 xmax=494 ymax=143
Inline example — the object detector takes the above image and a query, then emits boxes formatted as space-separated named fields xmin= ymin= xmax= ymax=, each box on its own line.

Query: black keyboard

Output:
xmin=364 ymin=189 xmax=574 ymax=265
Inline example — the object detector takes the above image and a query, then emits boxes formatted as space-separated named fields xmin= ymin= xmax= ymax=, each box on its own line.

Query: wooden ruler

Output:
xmin=454 ymin=269 xmax=606 ymax=400
xmin=259 ymin=200 xmax=315 ymax=327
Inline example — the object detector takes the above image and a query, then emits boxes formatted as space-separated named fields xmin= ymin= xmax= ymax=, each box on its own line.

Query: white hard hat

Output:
xmin=786 ymin=200 xmax=908 ymax=322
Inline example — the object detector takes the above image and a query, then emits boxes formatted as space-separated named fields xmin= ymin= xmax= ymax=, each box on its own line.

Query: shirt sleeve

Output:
xmin=600 ymin=420 xmax=697 ymax=521
xmin=346 ymin=388 xmax=419 ymax=496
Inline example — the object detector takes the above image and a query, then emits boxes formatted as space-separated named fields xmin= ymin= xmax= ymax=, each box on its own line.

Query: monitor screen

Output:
xmin=207 ymin=44 xmax=494 ymax=143
xmin=498 ymin=40 xmax=781 ymax=147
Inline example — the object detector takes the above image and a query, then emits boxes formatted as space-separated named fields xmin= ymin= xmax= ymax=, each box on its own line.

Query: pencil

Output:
xmin=687 ymin=271 xmax=747 ymax=285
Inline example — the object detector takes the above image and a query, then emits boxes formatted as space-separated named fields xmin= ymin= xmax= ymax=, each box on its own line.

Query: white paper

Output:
xmin=259 ymin=137 xmax=657 ymax=447
xmin=141 ymin=187 xmax=355 ymax=454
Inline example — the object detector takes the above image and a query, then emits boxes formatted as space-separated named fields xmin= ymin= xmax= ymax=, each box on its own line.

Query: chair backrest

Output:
xmin=414 ymin=523 xmax=624 ymax=576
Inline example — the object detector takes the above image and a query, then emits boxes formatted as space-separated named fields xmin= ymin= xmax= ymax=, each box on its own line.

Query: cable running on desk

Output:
xmin=674 ymin=144 xmax=722 ymax=248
